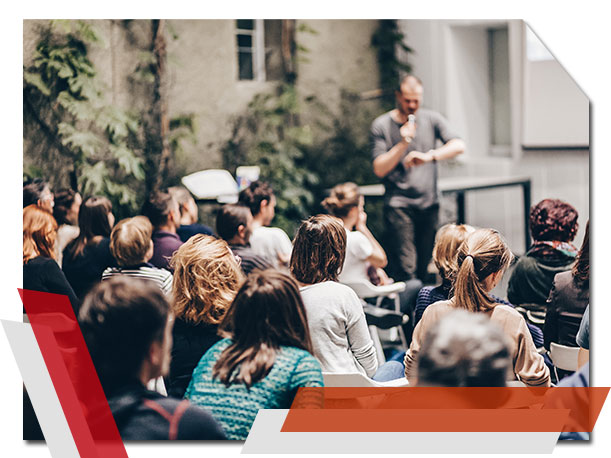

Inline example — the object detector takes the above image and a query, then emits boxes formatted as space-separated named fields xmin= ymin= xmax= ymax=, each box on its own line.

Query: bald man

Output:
xmin=371 ymin=75 xmax=466 ymax=282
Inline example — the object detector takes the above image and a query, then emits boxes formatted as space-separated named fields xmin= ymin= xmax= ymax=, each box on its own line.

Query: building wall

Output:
xmin=24 ymin=19 xmax=381 ymax=178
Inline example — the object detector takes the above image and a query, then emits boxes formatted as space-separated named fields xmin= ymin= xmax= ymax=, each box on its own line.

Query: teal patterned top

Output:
xmin=185 ymin=338 xmax=324 ymax=440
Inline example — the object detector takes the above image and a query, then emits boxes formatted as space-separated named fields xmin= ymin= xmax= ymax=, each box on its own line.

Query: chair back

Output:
xmin=343 ymin=280 xmax=406 ymax=299
xmin=549 ymin=342 xmax=580 ymax=372
xmin=322 ymin=372 xmax=409 ymax=388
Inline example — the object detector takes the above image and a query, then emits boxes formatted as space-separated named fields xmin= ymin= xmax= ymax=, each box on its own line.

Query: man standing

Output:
xmin=142 ymin=190 xmax=183 ymax=271
xmin=371 ymin=75 xmax=465 ymax=282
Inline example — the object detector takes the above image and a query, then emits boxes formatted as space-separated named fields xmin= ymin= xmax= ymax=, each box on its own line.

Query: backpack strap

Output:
xmin=142 ymin=398 xmax=190 ymax=440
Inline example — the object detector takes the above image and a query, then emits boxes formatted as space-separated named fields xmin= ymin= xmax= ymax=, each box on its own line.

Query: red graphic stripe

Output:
xmin=20 ymin=289 xmax=128 ymax=457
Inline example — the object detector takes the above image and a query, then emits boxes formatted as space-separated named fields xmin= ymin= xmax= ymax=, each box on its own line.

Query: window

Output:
xmin=236 ymin=19 xmax=283 ymax=81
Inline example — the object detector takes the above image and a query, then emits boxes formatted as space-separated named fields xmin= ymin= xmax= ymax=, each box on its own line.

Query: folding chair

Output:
xmin=549 ymin=342 xmax=580 ymax=381
xmin=322 ymin=372 xmax=409 ymax=388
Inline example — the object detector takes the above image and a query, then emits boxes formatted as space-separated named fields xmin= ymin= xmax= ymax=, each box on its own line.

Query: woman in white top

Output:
xmin=290 ymin=215 xmax=378 ymax=377
xmin=322 ymin=183 xmax=422 ymax=319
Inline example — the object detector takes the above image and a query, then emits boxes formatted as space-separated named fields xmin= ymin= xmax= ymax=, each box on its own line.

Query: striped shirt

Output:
xmin=102 ymin=263 xmax=173 ymax=295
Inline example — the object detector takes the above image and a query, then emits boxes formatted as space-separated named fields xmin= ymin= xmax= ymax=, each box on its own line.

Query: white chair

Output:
xmin=322 ymin=372 xmax=409 ymax=388
xmin=506 ymin=380 xmax=527 ymax=387
xmin=549 ymin=342 xmax=580 ymax=381
xmin=344 ymin=281 xmax=409 ymax=363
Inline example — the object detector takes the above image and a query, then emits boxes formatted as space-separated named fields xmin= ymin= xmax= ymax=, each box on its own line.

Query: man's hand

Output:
xmin=403 ymin=150 xmax=434 ymax=168
xmin=399 ymin=119 xmax=416 ymax=142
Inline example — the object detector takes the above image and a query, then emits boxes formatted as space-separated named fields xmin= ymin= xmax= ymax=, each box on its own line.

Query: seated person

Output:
xmin=52 ymin=189 xmax=82 ymax=267
xmin=508 ymin=199 xmax=579 ymax=312
xmin=238 ymin=181 xmax=293 ymax=269
xmin=415 ymin=223 xmax=544 ymax=348
xmin=576 ymin=305 xmax=589 ymax=369
xmin=405 ymin=228 xmax=550 ymax=387
xmin=290 ymin=215 xmax=378 ymax=378
xmin=102 ymin=216 xmax=173 ymax=295
xmin=168 ymin=235 xmax=243 ymax=398
xmin=544 ymin=220 xmax=589 ymax=350
xmin=216 ymin=204 xmax=272 ymax=276
xmin=185 ymin=270 xmax=323 ymax=440
xmin=63 ymin=196 xmax=117 ymax=300
xmin=142 ymin=190 xmax=183 ymax=271
xmin=23 ymin=177 xmax=54 ymax=212
xmin=168 ymin=186 xmax=214 ymax=242
xmin=78 ymin=277 xmax=226 ymax=440
xmin=417 ymin=310 xmax=512 ymax=387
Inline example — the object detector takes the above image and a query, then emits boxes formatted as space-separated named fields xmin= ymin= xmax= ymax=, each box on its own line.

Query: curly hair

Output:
xmin=321 ymin=182 xmax=361 ymax=219
xmin=529 ymin=199 xmax=578 ymax=242
xmin=290 ymin=215 xmax=347 ymax=284
xmin=170 ymin=234 xmax=244 ymax=325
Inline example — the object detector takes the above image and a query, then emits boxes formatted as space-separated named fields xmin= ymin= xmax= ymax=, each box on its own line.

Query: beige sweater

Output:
xmin=404 ymin=300 xmax=551 ymax=387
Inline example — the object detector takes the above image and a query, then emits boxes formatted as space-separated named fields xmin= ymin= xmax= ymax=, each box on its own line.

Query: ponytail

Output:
xmin=452 ymin=229 xmax=513 ymax=313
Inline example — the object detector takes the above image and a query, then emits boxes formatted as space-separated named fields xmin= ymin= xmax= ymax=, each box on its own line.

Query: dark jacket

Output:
xmin=177 ymin=223 xmax=214 ymax=243
xmin=228 ymin=243 xmax=272 ymax=276
xmin=107 ymin=383 xmax=226 ymax=440
xmin=23 ymin=256 xmax=80 ymax=314
xmin=544 ymin=271 xmax=589 ymax=349
xmin=168 ymin=318 xmax=221 ymax=398
xmin=62 ymin=238 xmax=117 ymax=300
xmin=507 ymin=249 xmax=575 ymax=307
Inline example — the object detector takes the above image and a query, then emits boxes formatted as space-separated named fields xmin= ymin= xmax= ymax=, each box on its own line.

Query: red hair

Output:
xmin=23 ymin=204 xmax=58 ymax=263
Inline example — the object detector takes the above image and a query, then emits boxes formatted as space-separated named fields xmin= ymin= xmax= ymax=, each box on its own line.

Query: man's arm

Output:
xmin=404 ymin=138 xmax=465 ymax=167
xmin=373 ymin=138 xmax=410 ymax=178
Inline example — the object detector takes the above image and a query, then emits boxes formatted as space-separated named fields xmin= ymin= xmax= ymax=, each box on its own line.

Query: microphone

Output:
xmin=407 ymin=114 xmax=416 ymax=126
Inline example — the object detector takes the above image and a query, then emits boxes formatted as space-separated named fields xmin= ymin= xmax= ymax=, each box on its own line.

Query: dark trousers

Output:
xmin=384 ymin=205 xmax=439 ymax=282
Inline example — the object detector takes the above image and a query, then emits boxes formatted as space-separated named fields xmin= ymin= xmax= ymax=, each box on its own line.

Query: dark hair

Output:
xmin=238 ymin=181 xmax=274 ymax=217
xmin=142 ymin=190 xmax=177 ymax=228
xmin=529 ymin=199 xmax=578 ymax=242
xmin=321 ymin=182 xmax=360 ymax=219
xmin=23 ymin=178 xmax=49 ymax=208
xmin=213 ymin=270 xmax=313 ymax=388
xmin=417 ymin=310 xmax=511 ymax=387
xmin=78 ymin=277 xmax=170 ymax=394
xmin=572 ymin=220 xmax=589 ymax=290
xmin=53 ymin=189 xmax=78 ymax=225
xmin=290 ymin=215 xmax=346 ymax=284
xmin=454 ymin=229 xmax=514 ymax=313
xmin=65 ymin=196 xmax=113 ymax=260
xmin=216 ymin=204 xmax=251 ymax=241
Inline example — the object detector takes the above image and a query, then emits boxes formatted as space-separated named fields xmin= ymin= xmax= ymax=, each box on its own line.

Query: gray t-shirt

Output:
xmin=370 ymin=108 xmax=459 ymax=209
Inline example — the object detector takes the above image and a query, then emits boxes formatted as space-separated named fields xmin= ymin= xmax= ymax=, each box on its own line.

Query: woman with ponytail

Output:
xmin=404 ymin=228 xmax=550 ymax=386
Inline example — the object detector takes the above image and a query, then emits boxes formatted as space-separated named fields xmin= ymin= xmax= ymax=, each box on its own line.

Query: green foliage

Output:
xmin=222 ymin=83 xmax=319 ymax=236
xmin=371 ymin=19 xmax=413 ymax=110
xmin=23 ymin=20 xmax=145 ymax=217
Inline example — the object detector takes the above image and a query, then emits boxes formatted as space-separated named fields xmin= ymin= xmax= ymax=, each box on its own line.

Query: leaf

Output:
xmin=24 ymin=71 xmax=51 ymax=96
xmin=110 ymin=144 xmax=145 ymax=180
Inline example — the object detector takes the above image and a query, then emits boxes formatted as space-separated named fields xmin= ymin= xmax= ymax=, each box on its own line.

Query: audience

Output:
xmin=415 ymin=223 xmax=544 ymax=348
xmin=168 ymin=235 xmax=244 ymax=398
xmin=168 ymin=186 xmax=214 ymax=242
xmin=52 ymin=189 xmax=82 ymax=267
xmin=290 ymin=215 xmax=378 ymax=378
xmin=216 ymin=204 xmax=272 ymax=276
xmin=404 ymin=228 xmax=550 ymax=386
xmin=62 ymin=196 xmax=116 ymax=300
xmin=238 ymin=181 xmax=293 ymax=269
xmin=544 ymin=220 xmax=589 ymax=351
xmin=23 ymin=178 xmax=54 ymax=212
xmin=417 ymin=310 xmax=512 ymax=387
xmin=185 ymin=270 xmax=323 ymax=440
xmin=508 ymin=199 xmax=579 ymax=313
xmin=78 ymin=277 xmax=226 ymax=440
xmin=102 ymin=216 xmax=173 ymax=295
xmin=142 ymin=190 xmax=183 ymax=271
xmin=23 ymin=204 xmax=79 ymax=313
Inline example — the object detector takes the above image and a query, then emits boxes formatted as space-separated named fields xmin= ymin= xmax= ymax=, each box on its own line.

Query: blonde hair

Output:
xmin=110 ymin=216 xmax=153 ymax=267
xmin=321 ymin=182 xmax=361 ymax=219
xmin=453 ymin=229 xmax=514 ymax=313
xmin=23 ymin=204 xmax=58 ymax=263
xmin=170 ymin=234 xmax=244 ymax=325
xmin=432 ymin=223 xmax=475 ymax=281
